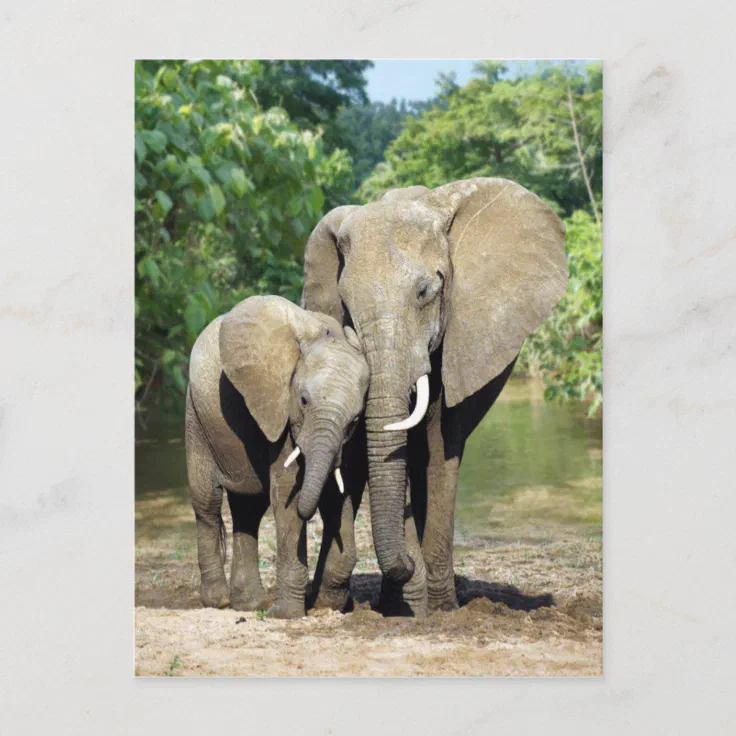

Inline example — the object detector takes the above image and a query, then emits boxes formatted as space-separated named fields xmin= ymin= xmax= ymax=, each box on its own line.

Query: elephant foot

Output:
xmin=377 ymin=579 xmax=428 ymax=618
xmin=268 ymin=597 xmax=306 ymax=619
xmin=427 ymin=575 xmax=459 ymax=612
xmin=428 ymin=594 xmax=458 ymax=612
xmin=230 ymin=583 xmax=268 ymax=612
xmin=312 ymin=586 xmax=353 ymax=613
xmin=200 ymin=578 xmax=230 ymax=609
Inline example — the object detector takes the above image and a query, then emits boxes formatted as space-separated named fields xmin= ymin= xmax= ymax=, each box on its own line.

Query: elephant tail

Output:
xmin=218 ymin=513 xmax=227 ymax=565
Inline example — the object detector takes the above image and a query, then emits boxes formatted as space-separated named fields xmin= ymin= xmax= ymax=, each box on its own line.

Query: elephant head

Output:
xmin=219 ymin=295 xmax=369 ymax=520
xmin=301 ymin=178 xmax=568 ymax=584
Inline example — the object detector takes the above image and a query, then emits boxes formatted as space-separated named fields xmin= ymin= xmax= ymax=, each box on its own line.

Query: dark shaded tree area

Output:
xmin=335 ymin=99 xmax=434 ymax=188
xmin=252 ymin=60 xmax=372 ymax=149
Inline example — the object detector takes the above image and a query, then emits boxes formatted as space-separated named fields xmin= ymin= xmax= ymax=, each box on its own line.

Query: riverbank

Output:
xmin=135 ymin=378 xmax=602 ymax=676
xmin=135 ymin=486 xmax=602 ymax=676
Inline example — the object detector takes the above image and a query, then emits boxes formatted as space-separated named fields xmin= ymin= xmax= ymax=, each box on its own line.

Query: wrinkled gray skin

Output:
xmin=185 ymin=295 xmax=369 ymax=618
xmin=302 ymin=178 xmax=568 ymax=616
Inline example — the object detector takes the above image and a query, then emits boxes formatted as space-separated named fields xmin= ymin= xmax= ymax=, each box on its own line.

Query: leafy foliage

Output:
xmin=358 ymin=62 xmax=602 ymax=217
xmin=335 ymin=100 xmax=428 ymax=190
xmin=251 ymin=61 xmax=373 ymax=151
xmin=135 ymin=60 xmax=602 ymax=420
xmin=518 ymin=210 xmax=602 ymax=416
xmin=135 ymin=60 xmax=356 ymax=419
xmin=357 ymin=62 xmax=603 ymax=413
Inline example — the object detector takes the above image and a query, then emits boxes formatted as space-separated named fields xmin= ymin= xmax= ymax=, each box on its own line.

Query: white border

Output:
xmin=2 ymin=0 xmax=735 ymax=733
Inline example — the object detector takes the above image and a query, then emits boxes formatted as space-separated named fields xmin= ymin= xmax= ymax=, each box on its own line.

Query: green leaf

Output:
xmin=135 ymin=134 xmax=147 ymax=163
xmin=171 ymin=365 xmax=187 ymax=393
xmin=309 ymin=187 xmax=324 ymax=213
xmin=268 ymin=228 xmax=282 ymax=247
xmin=184 ymin=302 xmax=207 ymax=336
xmin=155 ymin=190 xmax=173 ymax=214
xmin=230 ymin=167 xmax=248 ymax=196
xmin=142 ymin=129 xmax=168 ymax=153
xmin=161 ymin=349 xmax=178 ymax=365
xmin=196 ymin=194 xmax=216 ymax=221
xmin=191 ymin=166 xmax=212 ymax=186
xmin=209 ymin=184 xmax=226 ymax=216
xmin=138 ymin=258 xmax=160 ymax=288
xmin=134 ymin=170 xmax=147 ymax=191
xmin=164 ymin=154 xmax=179 ymax=173
xmin=215 ymin=164 xmax=232 ymax=185
xmin=162 ymin=68 xmax=179 ymax=91
xmin=288 ymin=197 xmax=303 ymax=217
xmin=200 ymin=127 xmax=220 ymax=149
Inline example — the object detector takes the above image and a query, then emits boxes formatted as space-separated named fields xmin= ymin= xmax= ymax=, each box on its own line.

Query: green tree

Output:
xmin=358 ymin=62 xmax=602 ymax=217
xmin=135 ymin=60 xmax=353 ymax=421
xmin=335 ymin=101 xmax=410 ymax=187
xmin=252 ymin=60 xmax=373 ymax=151
xmin=357 ymin=62 xmax=603 ymax=414
xmin=518 ymin=209 xmax=602 ymax=416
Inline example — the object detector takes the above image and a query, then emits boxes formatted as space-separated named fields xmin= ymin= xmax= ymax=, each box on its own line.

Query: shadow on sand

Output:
xmin=348 ymin=573 xmax=554 ymax=614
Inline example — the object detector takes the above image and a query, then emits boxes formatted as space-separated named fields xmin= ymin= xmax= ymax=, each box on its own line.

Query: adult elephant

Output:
xmin=301 ymin=178 xmax=568 ymax=616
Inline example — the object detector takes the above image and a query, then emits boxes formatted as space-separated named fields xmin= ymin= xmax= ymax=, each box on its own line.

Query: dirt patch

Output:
xmin=135 ymin=488 xmax=602 ymax=676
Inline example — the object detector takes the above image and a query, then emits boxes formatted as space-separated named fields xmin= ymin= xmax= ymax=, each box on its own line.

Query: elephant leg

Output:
xmin=377 ymin=489 xmax=428 ymax=618
xmin=421 ymin=405 xmax=463 ymax=612
xmin=227 ymin=490 xmax=269 ymax=611
xmin=311 ymin=482 xmax=358 ymax=612
xmin=268 ymin=464 xmax=308 ymax=619
xmin=192 ymin=487 xmax=229 ymax=609
xmin=187 ymin=413 xmax=229 ymax=609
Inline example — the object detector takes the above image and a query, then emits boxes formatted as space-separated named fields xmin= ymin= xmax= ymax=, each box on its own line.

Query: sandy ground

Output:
xmin=135 ymin=479 xmax=602 ymax=677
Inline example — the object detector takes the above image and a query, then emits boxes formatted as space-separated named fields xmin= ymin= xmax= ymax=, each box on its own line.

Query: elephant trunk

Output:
xmin=364 ymin=344 xmax=415 ymax=585
xmin=297 ymin=428 xmax=341 ymax=521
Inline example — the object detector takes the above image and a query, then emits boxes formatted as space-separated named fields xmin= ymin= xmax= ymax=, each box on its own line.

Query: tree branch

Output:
xmin=566 ymin=83 xmax=601 ymax=227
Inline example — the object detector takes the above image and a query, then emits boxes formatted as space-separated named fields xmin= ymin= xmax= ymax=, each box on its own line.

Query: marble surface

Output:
xmin=1 ymin=0 xmax=735 ymax=733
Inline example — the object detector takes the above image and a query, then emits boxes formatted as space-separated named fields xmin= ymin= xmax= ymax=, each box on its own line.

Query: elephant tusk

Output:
xmin=384 ymin=374 xmax=430 ymax=431
xmin=334 ymin=467 xmax=344 ymax=494
xmin=284 ymin=446 xmax=301 ymax=468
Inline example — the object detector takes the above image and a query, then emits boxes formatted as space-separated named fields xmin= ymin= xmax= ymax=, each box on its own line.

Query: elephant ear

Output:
xmin=427 ymin=178 xmax=568 ymax=408
xmin=219 ymin=296 xmax=319 ymax=442
xmin=301 ymin=205 xmax=359 ymax=322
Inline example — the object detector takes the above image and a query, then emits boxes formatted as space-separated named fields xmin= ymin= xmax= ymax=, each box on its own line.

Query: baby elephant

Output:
xmin=185 ymin=295 xmax=369 ymax=618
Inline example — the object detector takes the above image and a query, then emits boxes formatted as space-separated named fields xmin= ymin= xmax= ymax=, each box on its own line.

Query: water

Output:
xmin=136 ymin=378 xmax=602 ymax=543
xmin=456 ymin=378 xmax=602 ymax=542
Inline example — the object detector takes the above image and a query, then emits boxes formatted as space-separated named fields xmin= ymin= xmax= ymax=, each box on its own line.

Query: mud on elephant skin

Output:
xmin=301 ymin=178 xmax=568 ymax=616
xmin=185 ymin=295 xmax=369 ymax=618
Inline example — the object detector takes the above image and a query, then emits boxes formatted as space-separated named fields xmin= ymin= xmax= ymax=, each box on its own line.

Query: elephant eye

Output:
xmin=300 ymin=392 xmax=310 ymax=407
xmin=417 ymin=275 xmax=441 ymax=306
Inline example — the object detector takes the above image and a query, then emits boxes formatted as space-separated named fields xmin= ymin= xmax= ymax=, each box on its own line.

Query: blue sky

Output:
xmin=364 ymin=60 xmax=594 ymax=103
xmin=365 ymin=60 xmax=478 ymax=103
